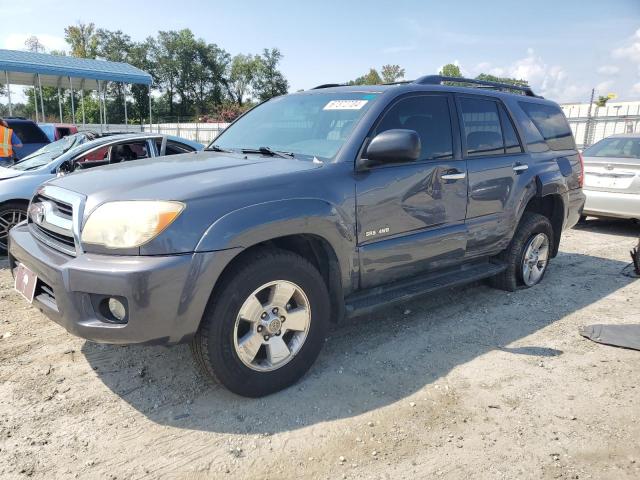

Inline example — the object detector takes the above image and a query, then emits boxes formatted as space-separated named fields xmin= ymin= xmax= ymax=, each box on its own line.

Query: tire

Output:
xmin=489 ymin=212 xmax=554 ymax=292
xmin=190 ymin=248 xmax=330 ymax=397
xmin=0 ymin=201 xmax=28 ymax=254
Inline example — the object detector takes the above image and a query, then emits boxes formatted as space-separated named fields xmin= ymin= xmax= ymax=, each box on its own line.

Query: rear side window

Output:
xmin=460 ymin=98 xmax=504 ymax=157
xmin=519 ymin=102 xmax=575 ymax=151
xmin=374 ymin=95 xmax=453 ymax=161
xmin=499 ymin=105 xmax=523 ymax=154
xmin=8 ymin=122 xmax=49 ymax=143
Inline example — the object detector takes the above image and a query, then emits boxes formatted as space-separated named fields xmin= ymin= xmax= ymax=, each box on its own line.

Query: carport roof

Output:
xmin=0 ymin=49 xmax=152 ymax=90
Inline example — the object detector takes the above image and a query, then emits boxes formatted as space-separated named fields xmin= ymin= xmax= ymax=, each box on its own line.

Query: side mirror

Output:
xmin=360 ymin=129 xmax=421 ymax=168
xmin=56 ymin=161 xmax=73 ymax=177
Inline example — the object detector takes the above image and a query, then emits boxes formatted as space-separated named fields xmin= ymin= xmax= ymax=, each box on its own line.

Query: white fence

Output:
xmin=561 ymin=101 xmax=640 ymax=148
xmin=83 ymin=122 xmax=229 ymax=145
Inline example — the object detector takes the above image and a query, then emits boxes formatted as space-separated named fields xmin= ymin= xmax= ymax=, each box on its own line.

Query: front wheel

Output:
xmin=489 ymin=212 xmax=554 ymax=291
xmin=190 ymin=248 xmax=330 ymax=397
xmin=0 ymin=202 xmax=28 ymax=254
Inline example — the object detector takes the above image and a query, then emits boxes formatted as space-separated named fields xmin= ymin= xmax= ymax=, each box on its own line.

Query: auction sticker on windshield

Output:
xmin=14 ymin=263 xmax=38 ymax=303
xmin=323 ymin=100 xmax=369 ymax=110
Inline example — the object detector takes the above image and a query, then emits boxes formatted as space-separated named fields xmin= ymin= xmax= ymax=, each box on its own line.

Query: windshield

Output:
xmin=583 ymin=137 xmax=640 ymax=159
xmin=10 ymin=133 xmax=90 ymax=171
xmin=211 ymin=92 xmax=380 ymax=159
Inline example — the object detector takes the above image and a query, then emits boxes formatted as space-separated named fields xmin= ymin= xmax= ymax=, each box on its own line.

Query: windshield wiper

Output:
xmin=241 ymin=146 xmax=295 ymax=159
xmin=205 ymin=144 xmax=233 ymax=153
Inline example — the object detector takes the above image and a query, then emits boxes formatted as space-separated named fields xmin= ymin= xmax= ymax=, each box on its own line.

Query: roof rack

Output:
xmin=312 ymin=83 xmax=348 ymax=89
xmin=413 ymin=75 xmax=539 ymax=97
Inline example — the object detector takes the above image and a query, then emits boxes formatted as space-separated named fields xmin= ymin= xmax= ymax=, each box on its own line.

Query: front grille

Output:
xmin=28 ymin=187 xmax=80 ymax=257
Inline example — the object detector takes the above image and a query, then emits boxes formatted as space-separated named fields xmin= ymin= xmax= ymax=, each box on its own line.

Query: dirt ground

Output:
xmin=0 ymin=219 xmax=639 ymax=480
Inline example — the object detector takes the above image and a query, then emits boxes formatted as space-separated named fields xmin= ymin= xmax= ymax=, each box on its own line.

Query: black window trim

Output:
xmin=455 ymin=93 xmax=527 ymax=160
xmin=357 ymin=92 xmax=462 ymax=170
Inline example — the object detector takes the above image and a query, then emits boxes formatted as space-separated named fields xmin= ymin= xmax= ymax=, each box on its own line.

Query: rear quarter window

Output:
xmin=8 ymin=122 xmax=50 ymax=144
xmin=519 ymin=102 xmax=576 ymax=151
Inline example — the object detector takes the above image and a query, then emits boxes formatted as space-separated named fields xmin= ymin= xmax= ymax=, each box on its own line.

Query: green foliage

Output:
xmin=381 ymin=64 xmax=406 ymax=83
xmin=349 ymin=68 xmax=383 ymax=86
xmin=595 ymin=96 xmax=610 ymax=108
xmin=64 ymin=23 xmax=98 ymax=59
xmin=439 ymin=63 xmax=462 ymax=78
xmin=475 ymin=73 xmax=529 ymax=87
xmin=253 ymin=49 xmax=289 ymax=102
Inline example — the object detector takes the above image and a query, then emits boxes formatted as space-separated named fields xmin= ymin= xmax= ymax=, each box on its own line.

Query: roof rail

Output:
xmin=414 ymin=75 xmax=539 ymax=97
xmin=312 ymin=83 xmax=348 ymax=89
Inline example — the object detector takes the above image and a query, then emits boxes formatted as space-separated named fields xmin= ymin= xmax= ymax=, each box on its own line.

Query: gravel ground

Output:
xmin=0 ymin=219 xmax=639 ymax=480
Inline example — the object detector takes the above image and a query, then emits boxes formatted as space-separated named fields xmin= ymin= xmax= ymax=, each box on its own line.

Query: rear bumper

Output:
xmin=8 ymin=224 xmax=239 ymax=345
xmin=583 ymin=189 xmax=640 ymax=220
xmin=563 ymin=188 xmax=586 ymax=230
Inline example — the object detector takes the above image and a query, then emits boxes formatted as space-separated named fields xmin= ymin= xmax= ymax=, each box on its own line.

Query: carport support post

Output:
xmin=37 ymin=74 xmax=45 ymax=121
xmin=97 ymin=82 xmax=103 ymax=133
xmin=57 ymin=86 xmax=63 ymax=122
xmin=68 ymin=77 xmax=76 ymax=124
xmin=4 ymin=71 xmax=12 ymax=116
xmin=33 ymin=85 xmax=39 ymax=122
xmin=148 ymin=84 xmax=152 ymax=132
xmin=79 ymin=81 xmax=86 ymax=127
xmin=123 ymin=83 xmax=128 ymax=131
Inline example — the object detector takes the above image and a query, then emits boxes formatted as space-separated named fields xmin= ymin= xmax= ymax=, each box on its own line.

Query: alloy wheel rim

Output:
xmin=233 ymin=280 xmax=311 ymax=372
xmin=0 ymin=209 xmax=27 ymax=249
xmin=522 ymin=233 xmax=550 ymax=286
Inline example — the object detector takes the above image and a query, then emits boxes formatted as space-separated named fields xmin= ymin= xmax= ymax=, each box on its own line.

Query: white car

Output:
xmin=582 ymin=133 xmax=640 ymax=220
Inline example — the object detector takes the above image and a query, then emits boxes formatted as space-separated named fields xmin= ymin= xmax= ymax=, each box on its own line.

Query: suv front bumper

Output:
xmin=8 ymin=224 xmax=238 ymax=345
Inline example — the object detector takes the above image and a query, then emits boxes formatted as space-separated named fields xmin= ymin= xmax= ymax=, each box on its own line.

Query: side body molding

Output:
xmin=195 ymin=198 xmax=357 ymax=292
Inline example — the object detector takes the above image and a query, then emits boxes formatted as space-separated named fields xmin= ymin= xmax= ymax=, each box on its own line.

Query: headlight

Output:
xmin=82 ymin=201 xmax=184 ymax=249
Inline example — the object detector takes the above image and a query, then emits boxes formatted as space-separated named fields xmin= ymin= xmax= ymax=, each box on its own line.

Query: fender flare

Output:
xmin=194 ymin=198 xmax=356 ymax=290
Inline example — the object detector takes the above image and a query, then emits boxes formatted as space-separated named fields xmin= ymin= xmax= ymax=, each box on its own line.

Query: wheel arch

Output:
xmin=521 ymin=190 xmax=564 ymax=257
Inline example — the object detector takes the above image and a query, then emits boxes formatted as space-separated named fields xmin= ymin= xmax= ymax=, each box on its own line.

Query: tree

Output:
xmin=64 ymin=22 xmax=98 ymax=58
xmin=475 ymin=73 xmax=528 ymax=87
xmin=381 ymin=64 xmax=405 ymax=83
xmin=253 ymin=48 xmax=289 ymax=102
xmin=349 ymin=68 xmax=383 ymax=85
xmin=226 ymin=54 xmax=260 ymax=106
xmin=439 ymin=63 xmax=462 ymax=78
xmin=24 ymin=36 xmax=46 ymax=53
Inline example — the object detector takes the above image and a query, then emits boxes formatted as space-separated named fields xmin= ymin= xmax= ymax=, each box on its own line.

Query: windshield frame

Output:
xmin=208 ymin=91 xmax=384 ymax=162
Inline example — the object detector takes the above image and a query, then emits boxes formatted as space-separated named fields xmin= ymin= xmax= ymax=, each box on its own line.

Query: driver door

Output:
xmin=355 ymin=93 xmax=468 ymax=289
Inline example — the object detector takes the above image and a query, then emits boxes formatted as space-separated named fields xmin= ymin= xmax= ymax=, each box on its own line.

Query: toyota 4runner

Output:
xmin=8 ymin=75 xmax=585 ymax=397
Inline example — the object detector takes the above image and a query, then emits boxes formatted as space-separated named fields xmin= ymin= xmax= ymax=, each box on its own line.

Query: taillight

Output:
xmin=578 ymin=151 xmax=585 ymax=188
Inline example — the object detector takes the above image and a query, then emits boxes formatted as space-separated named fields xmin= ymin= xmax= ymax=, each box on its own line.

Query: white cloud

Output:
xmin=3 ymin=33 xmax=67 ymax=53
xmin=597 ymin=65 xmax=620 ymax=75
xmin=612 ymin=28 xmax=640 ymax=63
xmin=472 ymin=49 xmax=588 ymax=101
xmin=596 ymin=80 xmax=615 ymax=93
xmin=633 ymin=82 xmax=640 ymax=94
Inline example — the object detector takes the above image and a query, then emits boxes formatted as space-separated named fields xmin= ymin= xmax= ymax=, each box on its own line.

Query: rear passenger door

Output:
xmin=355 ymin=93 xmax=468 ymax=288
xmin=456 ymin=95 xmax=528 ymax=257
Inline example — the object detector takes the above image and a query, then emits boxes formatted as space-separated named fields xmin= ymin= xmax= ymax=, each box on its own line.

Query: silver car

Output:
xmin=582 ymin=133 xmax=640 ymax=220
xmin=0 ymin=133 xmax=203 ymax=251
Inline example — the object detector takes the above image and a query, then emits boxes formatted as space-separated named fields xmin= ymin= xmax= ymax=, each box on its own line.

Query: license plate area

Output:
xmin=14 ymin=263 xmax=38 ymax=303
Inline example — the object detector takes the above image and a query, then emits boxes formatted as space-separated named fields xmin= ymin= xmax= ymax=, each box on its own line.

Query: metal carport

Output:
xmin=0 ymin=49 xmax=153 ymax=129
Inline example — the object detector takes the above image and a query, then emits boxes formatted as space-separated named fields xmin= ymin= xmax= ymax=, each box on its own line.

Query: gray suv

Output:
xmin=8 ymin=75 xmax=585 ymax=397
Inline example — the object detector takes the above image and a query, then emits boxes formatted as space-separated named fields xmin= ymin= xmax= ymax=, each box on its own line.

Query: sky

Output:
xmin=1 ymin=0 xmax=640 ymax=104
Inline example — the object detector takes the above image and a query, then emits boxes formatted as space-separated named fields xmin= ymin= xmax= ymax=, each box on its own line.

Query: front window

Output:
xmin=211 ymin=92 xmax=380 ymax=159
xmin=10 ymin=133 xmax=91 ymax=171
xmin=583 ymin=137 xmax=640 ymax=159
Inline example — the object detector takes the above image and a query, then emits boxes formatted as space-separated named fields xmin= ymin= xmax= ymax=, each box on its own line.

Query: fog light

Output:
xmin=108 ymin=298 xmax=127 ymax=322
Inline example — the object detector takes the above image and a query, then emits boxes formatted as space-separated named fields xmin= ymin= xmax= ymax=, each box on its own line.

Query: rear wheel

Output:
xmin=0 ymin=202 xmax=28 ymax=254
xmin=489 ymin=212 xmax=554 ymax=291
xmin=190 ymin=248 xmax=330 ymax=397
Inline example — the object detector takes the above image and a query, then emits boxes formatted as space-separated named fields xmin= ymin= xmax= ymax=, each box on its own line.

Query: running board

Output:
xmin=345 ymin=260 xmax=507 ymax=318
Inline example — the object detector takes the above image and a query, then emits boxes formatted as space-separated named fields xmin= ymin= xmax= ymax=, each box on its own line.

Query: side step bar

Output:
xmin=345 ymin=261 xmax=507 ymax=318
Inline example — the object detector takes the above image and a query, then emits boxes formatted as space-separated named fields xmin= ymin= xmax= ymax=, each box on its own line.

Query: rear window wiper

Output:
xmin=205 ymin=144 xmax=233 ymax=153
xmin=241 ymin=146 xmax=295 ymax=159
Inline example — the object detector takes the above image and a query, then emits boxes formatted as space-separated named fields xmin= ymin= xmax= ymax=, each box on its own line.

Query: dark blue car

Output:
xmin=5 ymin=118 xmax=50 ymax=160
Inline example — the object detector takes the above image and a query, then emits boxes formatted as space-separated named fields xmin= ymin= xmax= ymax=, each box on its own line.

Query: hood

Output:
xmin=49 ymin=151 xmax=323 ymax=209
xmin=0 ymin=166 xmax=23 ymax=180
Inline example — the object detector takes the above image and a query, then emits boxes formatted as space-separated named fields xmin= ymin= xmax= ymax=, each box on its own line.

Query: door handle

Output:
xmin=513 ymin=163 xmax=529 ymax=173
xmin=441 ymin=170 xmax=466 ymax=180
